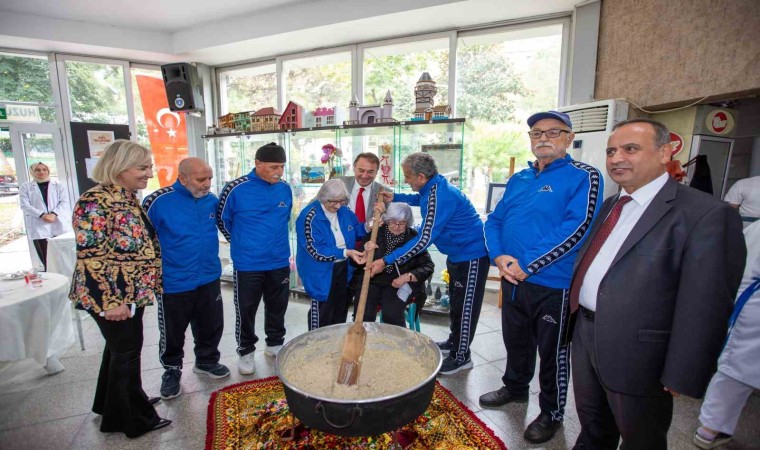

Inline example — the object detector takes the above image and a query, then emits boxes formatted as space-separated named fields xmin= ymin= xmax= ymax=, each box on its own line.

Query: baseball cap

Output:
xmin=527 ymin=110 xmax=572 ymax=129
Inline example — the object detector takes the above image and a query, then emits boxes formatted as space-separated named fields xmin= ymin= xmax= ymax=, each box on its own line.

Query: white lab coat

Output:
xmin=18 ymin=179 xmax=72 ymax=240
xmin=718 ymin=221 xmax=760 ymax=389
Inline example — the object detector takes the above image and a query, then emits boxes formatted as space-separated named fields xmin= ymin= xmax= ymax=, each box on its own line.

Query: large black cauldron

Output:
xmin=275 ymin=322 xmax=442 ymax=437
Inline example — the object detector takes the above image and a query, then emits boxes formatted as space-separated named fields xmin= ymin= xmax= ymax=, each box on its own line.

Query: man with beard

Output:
xmin=217 ymin=143 xmax=293 ymax=376
xmin=480 ymin=111 xmax=604 ymax=444
xmin=143 ymin=158 xmax=229 ymax=400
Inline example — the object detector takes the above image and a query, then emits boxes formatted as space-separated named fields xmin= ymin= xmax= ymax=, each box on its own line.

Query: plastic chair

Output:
xmin=378 ymin=304 xmax=420 ymax=331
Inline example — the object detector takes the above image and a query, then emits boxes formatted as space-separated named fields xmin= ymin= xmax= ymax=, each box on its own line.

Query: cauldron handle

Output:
xmin=315 ymin=402 xmax=362 ymax=429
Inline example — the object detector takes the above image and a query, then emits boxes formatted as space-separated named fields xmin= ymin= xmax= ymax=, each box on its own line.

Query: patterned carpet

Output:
xmin=206 ymin=376 xmax=507 ymax=449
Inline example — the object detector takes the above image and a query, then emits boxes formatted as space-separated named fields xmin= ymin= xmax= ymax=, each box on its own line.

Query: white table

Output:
xmin=46 ymin=232 xmax=85 ymax=350
xmin=0 ymin=273 xmax=76 ymax=373
xmin=47 ymin=232 xmax=76 ymax=278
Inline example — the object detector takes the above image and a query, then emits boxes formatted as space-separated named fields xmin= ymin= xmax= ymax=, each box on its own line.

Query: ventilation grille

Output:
xmin=564 ymin=105 xmax=609 ymax=133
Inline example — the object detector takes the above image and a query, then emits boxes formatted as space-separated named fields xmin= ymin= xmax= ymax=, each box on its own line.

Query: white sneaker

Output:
xmin=265 ymin=345 xmax=283 ymax=357
xmin=238 ymin=353 xmax=255 ymax=375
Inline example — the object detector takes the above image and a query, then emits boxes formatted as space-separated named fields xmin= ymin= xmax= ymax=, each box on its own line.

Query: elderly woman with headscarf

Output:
xmin=69 ymin=140 xmax=170 ymax=438
xmin=18 ymin=162 xmax=72 ymax=269
xmin=296 ymin=178 xmax=382 ymax=329
xmin=358 ymin=202 xmax=434 ymax=327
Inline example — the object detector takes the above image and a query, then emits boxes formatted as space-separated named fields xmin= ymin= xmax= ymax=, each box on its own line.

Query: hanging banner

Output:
xmin=135 ymin=75 xmax=188 ymax=188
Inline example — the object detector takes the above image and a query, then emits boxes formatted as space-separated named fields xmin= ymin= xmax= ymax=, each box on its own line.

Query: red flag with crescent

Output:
xmin=135 ymin=75 xmax=189 ymax=188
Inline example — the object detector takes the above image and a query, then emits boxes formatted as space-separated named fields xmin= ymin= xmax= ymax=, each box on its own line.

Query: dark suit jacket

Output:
xmin=338 ymin=176 xmax=389 ymax=221
xmin=570 ymin=177 xmax=745 ymax=398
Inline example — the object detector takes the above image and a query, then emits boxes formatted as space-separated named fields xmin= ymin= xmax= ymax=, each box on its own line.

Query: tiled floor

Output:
xmin=1 ymin=285 xmax=759 ymax=450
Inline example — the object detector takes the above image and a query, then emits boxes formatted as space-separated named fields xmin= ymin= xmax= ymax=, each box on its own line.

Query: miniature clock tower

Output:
xmin=415 ymin=72 xmax=437 ymax=110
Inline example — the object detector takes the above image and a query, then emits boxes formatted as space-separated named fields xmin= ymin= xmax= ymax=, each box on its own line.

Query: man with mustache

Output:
xmin=143 ymin=158 xmax=230 ymax=400
xmin=480 ymin=111 xmax=604 ymax=444
xmin=569 ymin=119 xmax=745 ymax=450
xmin=217 ymin=143 xmax=293 ymax=376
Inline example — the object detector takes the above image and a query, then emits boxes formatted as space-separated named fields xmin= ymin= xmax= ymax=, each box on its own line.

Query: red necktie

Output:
xmin=355 ymin=187 xmax=366 ymax=223
xmin=569 ymin=195 xmax=633 ymax=313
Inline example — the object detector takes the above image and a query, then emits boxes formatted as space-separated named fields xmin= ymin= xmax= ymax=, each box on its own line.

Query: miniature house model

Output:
xmin=412 ymin=72 xmax=451 ymax=121
xmin=251 ymin=107 xmax=281 ymax=132
xmin=311 ymin=106 xmax=344 ymax=127
xmin=344 ymin=91 xmax=395 ymax=125
xmin=279 ymin=101 xmax=304 ymax=130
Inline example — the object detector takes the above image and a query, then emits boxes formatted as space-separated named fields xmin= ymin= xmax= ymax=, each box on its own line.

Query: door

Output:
xmin=7 ymin=123 xmax=72 ymax=270
xmin=689 ymin=135 xmax=734 ymax=198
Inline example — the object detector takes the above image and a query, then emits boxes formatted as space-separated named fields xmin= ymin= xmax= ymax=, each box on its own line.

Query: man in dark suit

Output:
xmin=338 ymin=152 xmax=388 ymax=227
xmin=569 ymin=118 xmax=746 ymax=450
xmin=338 ymin=152 xmax=389 ymax=321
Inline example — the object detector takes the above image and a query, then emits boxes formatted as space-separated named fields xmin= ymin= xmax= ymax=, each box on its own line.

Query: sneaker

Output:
xmin=160 ymin=369 xmax=182 ymax=400
xmin=193 ymin=363 xmax=231 ymax=379
xmin=479 ymin=386 xmax=529 ymax=407
xmin=238 ymin=353 xmax=255 ymax=375
xmin=265 ymin=345 xmax=283 ymax=357
xmin=438 ymin=356 xmax=473 ymax=375
xmin=693 ymin=429 xmax=732 ymax=449
xmin=436 ymin=340 xmax=454 ymax=356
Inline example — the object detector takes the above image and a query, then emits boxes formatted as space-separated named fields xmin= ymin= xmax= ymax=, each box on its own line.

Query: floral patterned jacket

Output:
xmin=68 ymin=184 xmax=162 ymax=313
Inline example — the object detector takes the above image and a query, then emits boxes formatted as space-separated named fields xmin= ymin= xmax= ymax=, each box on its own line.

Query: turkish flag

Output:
xmin=135 ymin=75 xmax=189 ymax=188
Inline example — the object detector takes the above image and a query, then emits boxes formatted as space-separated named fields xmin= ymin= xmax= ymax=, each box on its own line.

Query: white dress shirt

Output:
xmin=579 ymin=172 xmax=669 ymax=311
xmin=349 ymin=181 xmax=371 ymax=217
xmin=724 ymin=175 xmax=760 ymax=220
xmin=321 ymin=204 xmax=347 ymax=260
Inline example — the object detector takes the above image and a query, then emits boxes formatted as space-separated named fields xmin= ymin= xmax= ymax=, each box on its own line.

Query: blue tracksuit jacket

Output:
xmin=385 ymin=173 xmax=487 ymax=265
xmin=484 ymin=155 xmax=603 ymax=289
xmin=143 ymin=180 xmax=221 ymax=294
xmin=216 ymin=170 xmax=293 ymax=271
xmin=295 ymin=201 xmax=367 ymax=301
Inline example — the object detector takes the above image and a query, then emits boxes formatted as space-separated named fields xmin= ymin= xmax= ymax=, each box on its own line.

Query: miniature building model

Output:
xmin=279 ymin=101 xmax=304 ymax=130
xmin=412 ymin=72 xmax=451 ymax=121
xmin=232 ymin=110 xmax=255 ymax=131
xmin=344 ymin=91 xmax=395 ymax=125
xmin=310 ymin=106 xmax=344 ymax=128
xmin=251 ymin=107 xmax=281 ymax=132
xmin=218 ymin=113 xmax=235 ymax=130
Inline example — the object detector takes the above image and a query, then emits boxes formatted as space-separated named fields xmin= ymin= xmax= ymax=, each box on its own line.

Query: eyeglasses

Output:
xmin=326 ymin=199 xmax=348 ymax=206
xmin=527 ymin=129 xmax=570 ymax=139
xmin=387 ymin=220 xmax=407 ymax=227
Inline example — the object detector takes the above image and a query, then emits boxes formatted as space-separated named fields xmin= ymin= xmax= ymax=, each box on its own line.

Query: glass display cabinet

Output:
xmin=203 ymin=119 xmax=465 ymax=293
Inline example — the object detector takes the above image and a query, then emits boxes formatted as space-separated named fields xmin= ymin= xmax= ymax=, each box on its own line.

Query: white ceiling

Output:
xmin=0 ymin=0 xmax=583 ymax=66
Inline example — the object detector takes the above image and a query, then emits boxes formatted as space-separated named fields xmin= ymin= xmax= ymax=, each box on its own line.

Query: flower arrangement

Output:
xmin=320 ymin=144 xmax=343 ymax=179
xmin=441 ymin=269 xmax=450 ymax=285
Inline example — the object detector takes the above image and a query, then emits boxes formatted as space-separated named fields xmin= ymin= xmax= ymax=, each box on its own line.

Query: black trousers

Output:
xmin=309 ymin=261 xmax=348 ymax=330
xmin=158 ymin=279 xmax=223 ymax=370
xmin=32 ymin=238 xmax=48 ymax=269
xmin=572 ymin=310 xmax=673 ymax=450
xmin=363 ymin=283 xmax=406 ymax=327
xmin=501 ymin=280 xmax=570 ymax=421
xmin=90 ymin=307 xmax=160 ymax=438
xmin=234 ymin=266 xmax=290 ymax=356
xmin=444 ymin=255 xmax=489 ymax=362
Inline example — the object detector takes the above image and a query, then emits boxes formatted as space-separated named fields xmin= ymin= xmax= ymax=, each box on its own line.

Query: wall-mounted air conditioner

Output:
xmin=558 ymin=99 xmax=629 ymax=199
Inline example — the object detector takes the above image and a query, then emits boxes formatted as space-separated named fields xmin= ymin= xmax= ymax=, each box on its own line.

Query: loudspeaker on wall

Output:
xmin=160 ymin=63 xmax=205 ymax=112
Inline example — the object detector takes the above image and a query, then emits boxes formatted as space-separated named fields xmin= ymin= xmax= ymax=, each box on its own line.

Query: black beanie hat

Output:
xmin=255 ymin=142 xmax=287 ymax=163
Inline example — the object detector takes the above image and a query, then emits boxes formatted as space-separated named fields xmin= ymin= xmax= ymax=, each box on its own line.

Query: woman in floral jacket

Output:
xmin=69 ymin=140 xmax=171 ymax=438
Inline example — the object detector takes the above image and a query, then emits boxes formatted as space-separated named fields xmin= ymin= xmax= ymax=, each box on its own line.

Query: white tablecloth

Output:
xmin=0 ymin=273 xmax=75 ymax=364
xmin=47 ymin=232 xmax=76 ymax=278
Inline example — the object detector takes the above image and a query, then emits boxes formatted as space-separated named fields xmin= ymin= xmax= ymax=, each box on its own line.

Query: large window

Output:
xmin=65 ymin=60 xmax=128 ymax=124
xmin=0 ymin=52 xmax=56 ymax=123
xmin=219 ymin=62 xmax=277 ymax=115
xmin=282 ymin=51 xmax=352 ymax=114
xmin=363 ymin=38 xmax=449 ymax=122
xmin=457 ymin=23 xmax=563 ymax=208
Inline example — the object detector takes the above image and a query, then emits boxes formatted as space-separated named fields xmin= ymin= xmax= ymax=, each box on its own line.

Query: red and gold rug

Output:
xmin=206 ymin=376 xmax=507 ymax=449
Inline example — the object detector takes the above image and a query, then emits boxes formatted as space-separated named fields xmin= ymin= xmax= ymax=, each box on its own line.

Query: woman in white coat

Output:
xmin=693 ymin=220 xmax=760 ymax=449
xmin=19 ymin=162 xmax=72 ymax=269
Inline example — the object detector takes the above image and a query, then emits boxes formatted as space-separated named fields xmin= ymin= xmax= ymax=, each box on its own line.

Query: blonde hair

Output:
xmin=92 ymin=140 xmax=152 ymax=186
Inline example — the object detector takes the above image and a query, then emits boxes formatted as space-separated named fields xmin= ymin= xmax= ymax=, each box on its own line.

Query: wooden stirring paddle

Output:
xmin=337 ymin=197 xmax=383 ymax=385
